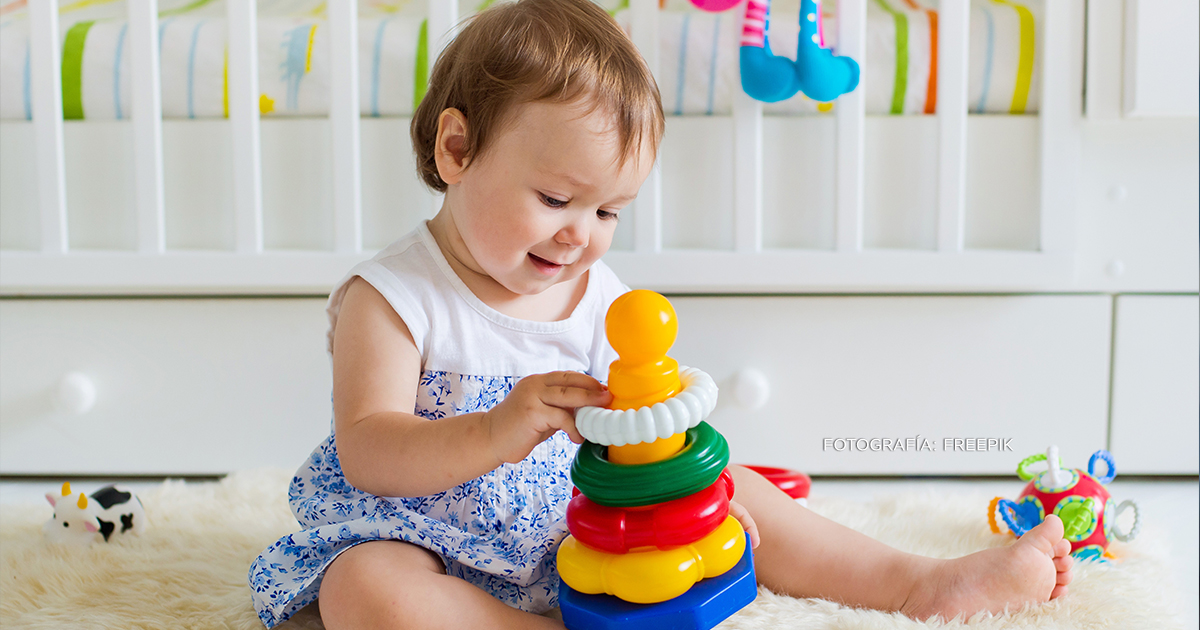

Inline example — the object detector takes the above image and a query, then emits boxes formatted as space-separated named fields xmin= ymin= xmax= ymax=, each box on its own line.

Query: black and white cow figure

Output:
xmin=43 ymin=482 xmax=147 ymax=544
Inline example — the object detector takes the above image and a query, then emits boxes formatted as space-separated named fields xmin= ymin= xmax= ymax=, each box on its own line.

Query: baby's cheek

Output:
xmin=579 ymin=246 xmax=609 ymax=269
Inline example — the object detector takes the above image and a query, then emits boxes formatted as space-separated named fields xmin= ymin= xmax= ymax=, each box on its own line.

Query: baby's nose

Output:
xmin=557 ymin=224 xmax=589 ymax=248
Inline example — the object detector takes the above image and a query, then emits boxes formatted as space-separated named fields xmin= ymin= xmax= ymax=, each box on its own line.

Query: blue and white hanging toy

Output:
xmin=737 ymin=0 xmax=860 ymax=103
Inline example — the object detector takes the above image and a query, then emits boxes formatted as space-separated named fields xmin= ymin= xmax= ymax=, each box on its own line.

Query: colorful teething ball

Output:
xmin=990 ymin=446 xmax=1141 ymax=562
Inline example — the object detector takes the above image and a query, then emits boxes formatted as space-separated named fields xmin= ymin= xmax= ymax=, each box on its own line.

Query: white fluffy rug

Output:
xmin=0 ymin=469 xmax=1184 ymax=630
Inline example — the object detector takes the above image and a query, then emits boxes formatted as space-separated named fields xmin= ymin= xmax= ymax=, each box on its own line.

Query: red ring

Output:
xmin=742 ymin=465 xmax=811 ymax=499
xmin=566 ymin=469 xmax=734 ymax=554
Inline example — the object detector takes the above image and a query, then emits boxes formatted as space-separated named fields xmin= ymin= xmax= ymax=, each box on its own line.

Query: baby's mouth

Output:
xmin=528 ymin=253 xmax=565 ymax=273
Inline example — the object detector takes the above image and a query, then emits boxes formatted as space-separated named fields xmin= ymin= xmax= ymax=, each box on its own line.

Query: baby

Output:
xmin=248 ymin=1 xmax=1073 ymax=627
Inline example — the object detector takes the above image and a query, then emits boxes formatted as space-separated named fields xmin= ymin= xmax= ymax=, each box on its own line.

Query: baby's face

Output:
xmin=451 ymin=100 xmax=653 ymax=296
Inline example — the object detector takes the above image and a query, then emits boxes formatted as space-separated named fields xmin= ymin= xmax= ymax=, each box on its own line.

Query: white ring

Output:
xmin=575 ymin=366 xmax=718 ymax=446
xmin=1111 ymin=499 xmax=1141 ymax=542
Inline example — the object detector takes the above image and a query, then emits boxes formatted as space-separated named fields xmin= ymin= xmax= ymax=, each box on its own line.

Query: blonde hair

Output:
xmin=411 ymin=0 xmax=665 ymax=192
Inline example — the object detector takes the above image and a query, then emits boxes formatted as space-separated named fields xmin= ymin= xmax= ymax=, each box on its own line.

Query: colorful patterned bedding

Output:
xmin=0 ymin=0 xmax=1039 ymax=120
xmin=0 ymin=0 xmax=427 ymax=120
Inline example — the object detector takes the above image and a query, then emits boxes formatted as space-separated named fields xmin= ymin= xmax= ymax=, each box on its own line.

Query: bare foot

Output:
xmin=900 ymin=514 xmax=1074 ymax=621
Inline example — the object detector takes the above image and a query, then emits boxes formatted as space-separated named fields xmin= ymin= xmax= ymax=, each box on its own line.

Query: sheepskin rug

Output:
xmin=0 ymin=469 xmax=1184 ymax=629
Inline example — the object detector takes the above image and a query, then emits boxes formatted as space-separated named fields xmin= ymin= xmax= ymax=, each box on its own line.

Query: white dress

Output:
xmin=248 ymin=222 xmax=627 ymax=627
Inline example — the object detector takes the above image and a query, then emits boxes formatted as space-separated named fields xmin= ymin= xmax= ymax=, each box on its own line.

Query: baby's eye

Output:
xmin=539 ymin=193 xmax=567 ymax=208
xmin=597 ymin=209 xmax=618 ymax=221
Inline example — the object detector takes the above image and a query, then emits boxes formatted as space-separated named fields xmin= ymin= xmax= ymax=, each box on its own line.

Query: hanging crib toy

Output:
xmin=738 ymin=0 xmax=860 ymax=103
xmin=989 ymin=446 xmax=1141 ymax=562
xmin=687 ymin=0 xmax=859 ymax=103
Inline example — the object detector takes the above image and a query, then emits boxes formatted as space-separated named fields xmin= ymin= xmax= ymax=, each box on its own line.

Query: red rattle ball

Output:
xmin=989 ymin=446 xmax=1140 ymax=561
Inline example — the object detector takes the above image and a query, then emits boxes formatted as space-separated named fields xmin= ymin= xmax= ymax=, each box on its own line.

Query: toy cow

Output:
xmin=989 ymin=446 xmax=1140 ymax=562
xmin=44 ymin=482 xmax=147 ymax=544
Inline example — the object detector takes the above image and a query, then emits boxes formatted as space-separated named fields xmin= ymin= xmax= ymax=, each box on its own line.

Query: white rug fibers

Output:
xmin=0 ymin=469 xmax=1184 ymax=630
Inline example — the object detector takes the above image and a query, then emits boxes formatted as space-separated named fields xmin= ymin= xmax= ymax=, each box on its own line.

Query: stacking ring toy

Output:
xmin=742 ymin=465 xmax=811 ymax=500
xmin=557 ymin=515 xmax=747 ymax=604
xmin=571 ymin=421 xmax=729 ymax=507
xmin=575 ymin=366 xmax=718 ymax=446
xmin=566 ymin=469 xmax=734 ymax=554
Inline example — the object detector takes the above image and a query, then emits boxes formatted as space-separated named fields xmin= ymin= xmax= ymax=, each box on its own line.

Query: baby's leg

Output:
xmin=728 ymin=464 xmax=1073 ymax=620
xmin=319 ymin=540 xmax=564 ymax=630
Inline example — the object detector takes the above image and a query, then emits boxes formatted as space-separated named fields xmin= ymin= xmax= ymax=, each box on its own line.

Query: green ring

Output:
xmin=1016 ymin=454 xmax=1045 ymax=481
xmin=571 ymin=421 xmax=730 ymax=507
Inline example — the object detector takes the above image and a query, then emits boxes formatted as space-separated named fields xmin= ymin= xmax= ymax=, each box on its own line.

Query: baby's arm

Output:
xmin=332 ymin=278 xmax=610 ymax=498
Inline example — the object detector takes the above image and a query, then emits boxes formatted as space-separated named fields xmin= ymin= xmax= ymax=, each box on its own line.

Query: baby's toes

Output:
xmin=1050 ymin=584 xmax=1069 ymax=600
xmin=1053 ymin=553 xmax=1074 ymax=573
xmin=1056 ymin=568 xmax=1073 ymax=586
xmin=1052 ymin=538 xmax=1071 ymax=559
xmin=1018 ymin=515 xmax=1065 ymax=558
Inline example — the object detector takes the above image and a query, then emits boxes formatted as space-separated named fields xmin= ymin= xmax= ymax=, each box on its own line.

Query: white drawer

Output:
xmin=670 ymin=295 xmax=1113 ymax=475
xmin=0 ymin=295 xmax=1115 ymax=477
xmin=0 ymin=298 xmax=332 ymax=475
xmin=1110 ymin=295 xmax=1200 ymax=474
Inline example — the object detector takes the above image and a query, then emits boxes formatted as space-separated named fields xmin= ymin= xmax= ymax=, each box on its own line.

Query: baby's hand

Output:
xmin=728 ymin=499 xmax=760 ymax=549
xmin=484 ymin=371 xmax=612 ymax=465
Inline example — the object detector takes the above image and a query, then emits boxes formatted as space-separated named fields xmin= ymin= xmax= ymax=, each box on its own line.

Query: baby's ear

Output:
xmin=435 ymin=108 xmax=471 ymax=184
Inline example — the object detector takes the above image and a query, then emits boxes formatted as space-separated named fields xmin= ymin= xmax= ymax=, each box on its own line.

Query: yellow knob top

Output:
xmin=605 ymin=290 xmax=682 ymax=414
xmin=605 ymin=290 xmax=678 ymax=363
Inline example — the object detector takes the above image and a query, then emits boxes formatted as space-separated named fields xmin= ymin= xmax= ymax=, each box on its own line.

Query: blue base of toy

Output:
xmin=558 ymin=534 xmax=757 ymax=630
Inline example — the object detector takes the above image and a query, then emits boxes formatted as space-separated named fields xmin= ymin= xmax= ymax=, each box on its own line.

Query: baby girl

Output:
xmin=249 ymin=0 xmax=1073 ymax=627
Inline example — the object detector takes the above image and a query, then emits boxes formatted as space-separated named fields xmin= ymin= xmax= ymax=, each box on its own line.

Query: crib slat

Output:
xmin=630 ymin=0 xmax=661 ymax=253
xmin=733 ymin=93 xmax=763 ymax=253
xmin=936 ymin=0 xmax=969 ymax=253
xmin=29 ymin=0 xmax=68 ymax=253
xmin=427 ymin=0 xmax=459 ymax=63
xmin=227 ymin=0 xmax=264 ymax=254
xmin=330 ymin=0 xmax=362 ymax=254
xmin=836 ymin=0 xmax=866 ymax=253
xmin=129 ymin=0 xmax=166 ymax=254
xmin=1037 ymin=0 xmax=1081 ymax=256
xmin=424 ymin=1 xmax=458 ymax=218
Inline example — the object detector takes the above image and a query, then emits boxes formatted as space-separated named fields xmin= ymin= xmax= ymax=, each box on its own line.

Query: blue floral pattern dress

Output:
xmin=247 ymin=224 xmax=626 ymax=628
xmin=249 ymin=371 xmax=579 ymax=627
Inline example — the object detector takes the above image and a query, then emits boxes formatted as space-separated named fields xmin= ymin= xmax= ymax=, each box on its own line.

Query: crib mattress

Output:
xmin=0 ymin=0 xmax=1039 ymax=120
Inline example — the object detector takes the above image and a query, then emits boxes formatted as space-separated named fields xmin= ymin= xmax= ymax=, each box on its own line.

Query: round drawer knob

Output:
xmin=730 ymin=368 xmax=770 ymax=411
xmin=55 ymin=372 xmax=97 ymax=415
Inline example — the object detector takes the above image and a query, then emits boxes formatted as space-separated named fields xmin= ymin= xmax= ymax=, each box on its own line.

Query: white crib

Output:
xmin=0 ymin=0 xmax=1196 ymax=478
xmin=0 ymin=0 xmax=1082 ymax=293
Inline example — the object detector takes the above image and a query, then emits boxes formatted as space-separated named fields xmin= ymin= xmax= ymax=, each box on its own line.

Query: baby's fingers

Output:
xmin=558 ymin=413 xmax=585 ymax=445
xmin=728 ymin=499 xmax=760 ymax=549
xmin=538 ymin=372 xmax=613 ymax=409
xmin=541 ymin=370 xmax=609 ymax=391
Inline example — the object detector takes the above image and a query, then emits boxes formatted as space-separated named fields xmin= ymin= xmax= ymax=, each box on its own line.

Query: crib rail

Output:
xmin=0 ymin=0 xmax=1083 ymax=295
xmin=228 ymin=0 xmax=263 ymax=253
xmin=835 ymin=0 xmax=865 ymax=253
xmin=27 ymin=0 xmax=67 ymax=254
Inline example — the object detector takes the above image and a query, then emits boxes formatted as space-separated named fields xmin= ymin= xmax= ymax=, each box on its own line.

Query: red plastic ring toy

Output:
xmin=566 ymin=469 xmax=735 ymax=554
xmin=742 ymin=465 xmax=811 ymax=500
